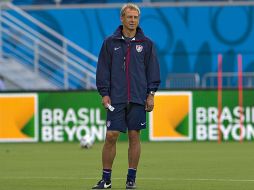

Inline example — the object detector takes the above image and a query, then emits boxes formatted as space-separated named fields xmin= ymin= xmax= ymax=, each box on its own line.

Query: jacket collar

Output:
xmin=112 ymin=25 xmax=146 ymax=41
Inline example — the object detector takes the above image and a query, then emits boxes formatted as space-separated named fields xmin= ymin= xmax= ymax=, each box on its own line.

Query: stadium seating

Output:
xmin=2 ymin=1 xmax=254 ymax=90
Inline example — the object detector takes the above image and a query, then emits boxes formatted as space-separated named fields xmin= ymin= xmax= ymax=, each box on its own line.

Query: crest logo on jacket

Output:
xmin=136 ymin=45 xmax=143 ymax=53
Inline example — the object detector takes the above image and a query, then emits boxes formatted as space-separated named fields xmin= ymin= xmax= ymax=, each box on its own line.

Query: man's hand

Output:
xmin=145 ymin=94 xmax=154 ymax=112
xmin=102 ymin=96 xmax=111 ymax=109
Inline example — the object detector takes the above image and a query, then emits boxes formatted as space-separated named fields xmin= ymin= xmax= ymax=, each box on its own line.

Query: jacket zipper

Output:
xmin=125 ymin=43 xmax=131 ymax=102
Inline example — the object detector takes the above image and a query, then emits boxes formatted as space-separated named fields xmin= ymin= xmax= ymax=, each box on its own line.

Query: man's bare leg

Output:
xmin=126 ymin=130 xmax=140 ymax=189
xmin=102 ymin=131 xmax=120 ymax=169
xmin=128 ymin=130 xmax=141 ymax=168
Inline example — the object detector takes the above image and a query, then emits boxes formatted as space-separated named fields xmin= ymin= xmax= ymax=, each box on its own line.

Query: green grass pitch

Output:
xmin=1 ymin=141 xmax=254 ymax=190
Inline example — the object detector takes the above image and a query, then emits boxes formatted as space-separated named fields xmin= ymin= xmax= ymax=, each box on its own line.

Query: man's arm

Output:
xmin=96 ymin=40 xmax=112 ymax=108
xmin=145 ymin=42 xmax=161 ymax=112
xmin=145 ymin=92 xmax=155 ymax=112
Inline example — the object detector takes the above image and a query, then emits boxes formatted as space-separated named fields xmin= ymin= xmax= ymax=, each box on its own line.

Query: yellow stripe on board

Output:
xmin=152 ymin=93 xmax=190 ymax=138
xmin=0 ymin=96 xmax=35 ymax=138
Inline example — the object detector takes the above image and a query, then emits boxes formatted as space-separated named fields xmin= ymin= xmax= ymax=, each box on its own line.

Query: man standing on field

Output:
xmin=93 ymin=3 xmax=160 ymax=189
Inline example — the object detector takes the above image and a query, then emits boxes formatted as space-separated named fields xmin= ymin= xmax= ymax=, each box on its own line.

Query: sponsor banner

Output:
xmin=149 ymin=92 xmax=193 ymax=141
xmin=39 ymin=91 xmax=107 ymax=142
xmin=149 ymin=90 xmax=254 ymax=142
xmin=0 ymin=94 xmax=38 ymax=142
xmin=38 ymin=91 xmax=149 ymax=142
xmin=193 ymin=90 xmax=254 ymax=141
xmin=1 ymin=90 xmax=254 ymax=142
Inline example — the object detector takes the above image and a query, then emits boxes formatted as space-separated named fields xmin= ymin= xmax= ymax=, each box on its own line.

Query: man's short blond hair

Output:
xmin=120 ymin=3 xmax=141 ymax=17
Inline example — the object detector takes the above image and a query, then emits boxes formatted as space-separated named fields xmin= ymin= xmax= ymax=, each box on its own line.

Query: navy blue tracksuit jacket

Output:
xmin=96 ymin=25 xmax=161 ymax=105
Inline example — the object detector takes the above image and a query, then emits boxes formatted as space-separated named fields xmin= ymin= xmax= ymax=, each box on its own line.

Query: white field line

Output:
xmin=1 ymin=177 xmax=254 ymax=182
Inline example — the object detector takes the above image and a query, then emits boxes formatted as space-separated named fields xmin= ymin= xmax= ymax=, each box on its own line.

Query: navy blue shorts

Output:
xmin=106 ymin=103 xmax=146 ymax=133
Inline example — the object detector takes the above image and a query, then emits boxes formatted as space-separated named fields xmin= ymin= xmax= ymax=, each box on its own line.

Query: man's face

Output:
xmin=121 ymin=8 xmax=139 ymax=31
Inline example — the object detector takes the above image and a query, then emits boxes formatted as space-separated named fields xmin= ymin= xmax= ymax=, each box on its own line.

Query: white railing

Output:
xmin=165 ymin=72 xmax=254 ymax=89
xmin=202 ymin=72 xmax=254 ymax=88
xmin=166 ymin=73 xmax=200 ymax=88
xmin=0 ymin=2 xmax=97 ymax=89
